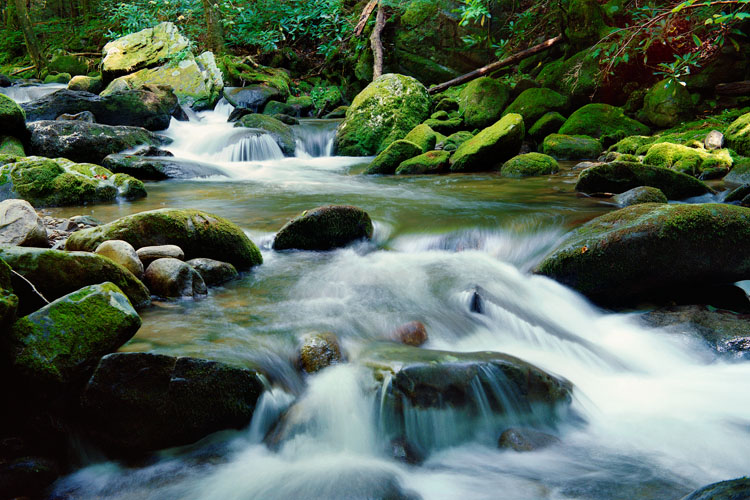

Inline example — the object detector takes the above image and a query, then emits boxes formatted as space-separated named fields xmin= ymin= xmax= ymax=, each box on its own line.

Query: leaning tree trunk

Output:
xmin=13 ymin=0 xmax=45 ymax=77
xmin=201 ymin=0 xmax=225 ymax=54
xmin=370 ymin=3 xmax=385 ymax=80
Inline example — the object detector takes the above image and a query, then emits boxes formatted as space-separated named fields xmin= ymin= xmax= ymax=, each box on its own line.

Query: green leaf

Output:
xmin=692 ymin=34 xmax=701 ymax=47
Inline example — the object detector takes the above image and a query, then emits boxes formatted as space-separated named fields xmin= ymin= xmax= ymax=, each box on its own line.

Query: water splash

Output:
xmin=293 ymin=119 xmax=339 ymax=158
xmin=0 ymin=83 xmax=66 ymax=103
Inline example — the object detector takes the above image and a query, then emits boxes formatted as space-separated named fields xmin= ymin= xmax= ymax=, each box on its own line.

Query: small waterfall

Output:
xmin=294 ymin=120 xmax=338 ymax=158
xmin=218 ymin=133 xmax=285 ymax=162
xmin=0 ymin=83 xmax=66 ymax=103
xmin=213 ymin=97 xmax=234 ymax=120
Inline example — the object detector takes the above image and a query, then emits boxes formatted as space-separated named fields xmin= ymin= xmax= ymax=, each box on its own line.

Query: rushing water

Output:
xmin=45 ymin=99 xmax=750 ymax=500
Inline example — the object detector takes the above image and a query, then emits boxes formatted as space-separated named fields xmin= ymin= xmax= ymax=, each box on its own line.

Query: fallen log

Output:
xmin=716 ymin=81 xmax=750 ymax=96
xmin=428 ymin=34 xmax=563 ymax=95
xmin=10 ymin=65 xmax=35 ymax=76
xmin=354 ymin=0 xmax=379 ymax=37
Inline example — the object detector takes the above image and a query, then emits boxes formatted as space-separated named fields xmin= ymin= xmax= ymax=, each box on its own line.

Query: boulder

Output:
xmin=185 ymin=258 xmax=238 ymax=286
xmin=502 ymin=88 xmax=568 ymax=128
xmin=94 ymin=240 xmax=143 ymax=278
xmin=0 ymin=94 xmax=27 ymax=140
xmin=396 ymin=150 xmax=451 ymax=175
xmin=704 ymin=130 xmax=724 ymax=150
xmin=558 ymin=104 xmax=650 ymax=143
xmin=102 ymin=22 xmax=190 ymax=77
xmin=56 ymin=110 xmax=96 ymax=122
xmin=541 ymin=133 xmax=602 ymax=160
xmin=389 ymin=321 xmax=428 ymax=346
xmin=642 ymin=142 xmax=732 ymax=177
xmin=680 ymin=477 xmax=750 ymax=500
xmin=22 ymin=87 xmax=181 ymax=131
xmin=575 ymin=161 xmax=712 ymax=199
xmin=562 ymin=0 xmax=608 ymax=50
xmin=272 ymin=205 xmax=374 ymax=251
xmin=49 ymin=54 xmax=88 ymax=76
xmin=286 ymin=95 xmax=315 ymax=116
xmin=144 ymin=257 xmax=207 ymax=299
xmin=450 ymin=114 xmax=525 ymax=172
xmin=0 ymin=245 xmax=150 ymax=310
xmin=224 ymin=85 xmax=283 ymax=113
xmin=441 ymin=131 xmax=473 ymax=152
xmin=65 ymin=208 xmax=262 ymax=270
xmin=364 ymin=140 xmax=422 ymax=175
xmin=423 ymin=116 xmax=463 ymax=135
xmin=27 ymin=120 xmax=167 ymax=164
xmin=0 ymin=199 xmax=47 ymax=247
xmin=402 ymin=124 xmax=438 ymax=153
xmin=262 ymin=100 xmax=295 ymax=116
xmin=535 ymin=203 xmax=750 ymax=305
xmin=111 ymin=172 xmax=147 ymax=200
xmin=67 ymin=75 xmax=103 ymax=94
xmin=458 ymin=77 xmax=511 ymax=129
xmin=297 ymin=332 xmax=344 ymax=373
xmin=725 ymin=112 xmax=750 ymax=157
xmin=0 ymin=257 xmax=18 ymax=329
xmin=44 ymin=73 xmax=71 ymax=84
xmin=500 ymin=153 xmax=559 ymax=178
xmin=528 ymin=111 xmax=566 ymax=142
xmin=233 ymin=113 xmax=295 ymax=156
xmin=0 ymin=136 xmax=25 ymax=155
xmin=80 ymin=352 xmax=263 ymax=452
xmin=642 ymin=78 xmax=693 ymax=128
xmin=102 ymin=154 xmax=225 ymax=180
xmin=613 ymin=186 xmax=668 ymax=207
xmin=7 ymin=282 xmax=141 ymax=386
xmin=498 ymin=427 xmax=560 ymax=452
xmin=334 ymin=74 xmax=431 ymax=156
xmin=136 ymin=244 xmax=184 ymax=267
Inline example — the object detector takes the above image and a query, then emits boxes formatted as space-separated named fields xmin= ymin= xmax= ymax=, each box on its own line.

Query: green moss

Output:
xmin=450 ymin=114 xmax=525 ymax=172
xmin=44 ymin=73 xmax=71 ymax=84
xmin=68 ymin=75 xmax=103 ymax=93
xmin=562 ymin=0 xmax=608 ymax=49
xmin=423 ymin=116 xmax=463 ymax=135
xmin=458 ymin=77 xmax=511 ymax=130
xmin=642 ymin=78 xmax=693 ymax=128
xmin=49 ymin=54 xmax=88 ymax=76
xmin=643 ymin=142 xmax=732 ymax=177
xmin=111 ymin=173 xmax=147 ymax=200
xmin=396 ymin=150 xmax=451 ymax=175
xmin=442 ymin=131 xmax=473 ymax=152
xmin=0 ymin=136 xmax=24 ymax=156
xmin=528 ymin=112 xmax=566 ymax=142
xmin=272 ymin=205 xmax=374 ymax=251
xmin=0 ymin=257 xmax=17 ymax=329
xmin=608 ymin=135 xmax=654 ymax=155
xmin=102 ymin=22 xmax=190 ymax=76
xmin=500 ymin=153 xmax=560 ymax=178
xmin=559 ymin=103 xmax=650 ymax=141
xmin=403 ymin=124 xmax=438 ymax=153
xmin=217 ymin=55 xmax=291 ymax=97
xmin=234 ymin=113 xmax=295 ymax=155
xmin=503 ymin=89 xmax=568 ymax=128
xmin=542 ymin=134 xmax=602 ymax=160
xmin=536 ymin=58 xmax=565 ymax=89
xmin=364 ymin=140 xmax=422 ymax=175
xmin=613 ymin=186 xmax=668 ymax=206
xmin=263 ymin=100 xmax=295 ymax=116
xmin=726 ymin=112 xmax=750 ymax=157
xmin=0 ymin=94 xmax=26 ymax=138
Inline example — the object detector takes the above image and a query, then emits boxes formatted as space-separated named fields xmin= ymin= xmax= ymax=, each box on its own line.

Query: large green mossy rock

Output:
xmin=536 ymin=50 xmax=601 ymax=103
xmin=66 ymin=208 xmax=262 ymax=270
xmin=535 ymin=203 xmax=750 ymax=305
xmin=396 ymin=150 xmax=451 ymax=175
xmin=613 ymin=186 xmax=668 ymax=207
xmin=450 ymin=114 xmax=525 ymax=172
xmin=273 ymin=205 xmax=374 ymax=251
xmin=0 ymin=245 xmax=151 ymax=309
xmin=0 ymin=257 xmax=18 ymax=329
xmin=642 ymin=78 xmax=693 ymax=128
xmin=503 ymin=88 xmax=568 ymax=128
xmin=6 ymin=283 xmax=141 ymax=386
xmin=49 ymin=54 xmax=88 ymax=76
xmin=218 ymin=57 xmax=292 ymax=97
xmin=725 ymin=112 xmax=750 ymax=157
xmin=562 ymin=0 xmax=608 ymax=50
xmin=458 ymin=77 xmax=510 ymax=130
xmin=334 ymin=74 xmax=430 ymax=156
xmin=529 ymin=112 xmax=566 ymax=142
xmin=559 ymin=103 xmax=650 ymax=142
xmin=500 ymin=153 xmax=559 ymax=178
xmin=234 ymin=113 xmax=295 ymax=156
xmin=643 ymin=142 xmax=732 ymax=177
xmin=44 ymin=73 xmax=71 ymax=85
xmin=80 ymin=352 xmax=263 ymax=452
xmin=542 ymin=134 xmax=602 ymax=160
xmin=0 ymin=136 xmax=25 ymax=156
xmin=403 ymin=124 xmax=438 ymax=153
xmin=102 ymin=22 xmax=190 ymax=77
xmin=67 ymin=75 xmax=103 ymax=94
xmin=0 ymin=94 xmax=26 ymax=139
xmin=575 ymin=161 xmax=712 ymax=199
xmin=680 ymin=477 xmax=750 ymax=500
xmin=442 ymin=131 xmax=474 ymax=152
xmin=364 ymin=140 xmax=422 ymax=175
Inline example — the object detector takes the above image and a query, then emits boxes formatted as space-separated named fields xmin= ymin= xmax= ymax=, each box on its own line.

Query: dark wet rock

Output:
xmin=56 ymin=110 xmax=96 ymax=122
xmin=390 ymin=321 xmax=428 ymax=346
xmin=0 ymin=257 xmax=18 ymax=329
xmin=224 ymin=85 xmax=282 ymax=113
xmin=185 ymin=257 xmax=238 ymax=286
xmin=498 ymin=427 xmax=561 ymax=452
xmin=144 ymin=257 xmax=207 ymax=299
xmin=390 ymin=436 xmax=425 ymax=465
xmin=136 ymin=244 xmax=184 ymax=267
xmin=297 ymin=332 xmax=344 ymax=373
xmin=0 ymin=74 xmax=11 ymax=87
xmin=80 ymin=352 xmax=264 ymax=453
xmin=66 ymin=208 xmax=262 ymax=270
xmin=0 ymin=245 xmax=150 ymax=311
xmin=612 ymin=186 xmax=668 ymax=207
xmin=133 ymin=145 xmax=173 ymax=157
xmin=27 ymin=120 xmax=167 ymax=164
xmin=535 ymin=203 xmax=750 ymax=306
xmin=0 ymin=199 xmax=48 ymax=247
xmin=680 ymin=477 xmax=750 ymax=500
xmin=450 ymin=114 xmax=525 ymax=172
xmin=102 ymin=154 xmax=225 ymax=180
xmin=94 ymin=240 xmax=143 ymax=278
xmin=273 ymin=205 xmax=374 ymax=251
xmin=0 ymin=456 xmax=60 ymax=498
xmin=725 ymin=184 xmax=750 ymax=204
xmin=6 ymin=282 xmax=141 ymax=387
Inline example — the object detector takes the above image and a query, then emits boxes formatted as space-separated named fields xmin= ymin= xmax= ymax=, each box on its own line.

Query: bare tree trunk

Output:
xmin=370 ymin=3 xmax=385 ymax=80
xmin=201 ymin=0 xmax=224 ymax=54
xmin=13 ymin=0 xmax=45 ymax=77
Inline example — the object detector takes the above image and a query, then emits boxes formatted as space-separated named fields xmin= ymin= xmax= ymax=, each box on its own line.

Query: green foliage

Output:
xmin=101 ymin=0 xmax=200 ymax=41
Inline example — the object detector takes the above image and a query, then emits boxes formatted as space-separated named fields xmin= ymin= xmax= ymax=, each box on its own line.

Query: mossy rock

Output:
xmin=67 ymin=75 xmax=103 ymax=94
xmin=396 ymin=150 xmax=451 ymax=175
xmin=49 ymin=54 xmax=88 ymax=76
xmin=725 ymin=157 xmax=750 ymax=184
xmin=608 ymin=135 xmax=654 ymax=155
xmin=43 ymin=73 xmax=71 ymax=84
xmin=111 ymin=173 xmax=147 ymax=200
xmin=575 ymin=160 xmax=712 ymax=199
xmin=458 ymin=77 xmax=511 ymax=130
xmin=528 ymin=112 xmax=566 ymax=142
xmin=263 ymin=100 xmax=295 ymax=116
xmin=0 ymin=136 xmax=25 ymax=156
xmin=441 ymin=131 xmax=474 ymax=152
xmin=725 ymin=112 xmax=750 ymax=157
xmin=450 ymin=114 xmax=525 ymax=172
xmin=334 ymin=74 xmax=431 ymax=156
xmin=559 ymin=104 xmax=650 ymax=142
xmin=217 ymin=56 xmax=291 ymax=97
xmin=286 ymin=95 xmax=314 ymax=116
xmin=612 ymin=186 xmax=668 ymax=207
xmin=0 ymin=245 xmax=150 ymax=309
xmin=503 ymin=88 xmax=568 ymax=128
xmin=500 ymin=153 xmax=559 ymax=178
xmin=7 ymin=282 xmax=141 ymax=387
xmin=423 ymin=116 xmax=463 ymax=135
xmin=102 ymin=22 xmax=190 ymax=77
xmin=364 ymin=140 xmax=422 ymax=175
xmin=297 ymin=332 xmax=343 ymax=373
xmin=542 ymin=134 xmax=602 ymax=160
xmin=642 ymin=78 xmax=693 ymax=128
xmin=66 ymin=208 xmax=262 ymax=270
xmin=403 ymin=124 xmax=438 ymax=153
xmin=0 ymin=94 xmax=27 ymax=139
xmin=535 ymin=203 xmax=750 ymax=305
xmin=234 ymin=113 xmax=295 ymax=155
xmin=0 ymin=257 xmax=18 ymax=329
xmin=273 ymin=205 xmax=374 ymax=251
xmin=643 ymin=142 xmax=732 ymax=177
xmin=562 ymin=0 xmax=608 ymax=50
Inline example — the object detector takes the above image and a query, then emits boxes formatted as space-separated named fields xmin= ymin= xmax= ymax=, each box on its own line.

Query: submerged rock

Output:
xmin=0 ymin=199 xmax=47 ymax=247
xmin=185 ymin=258 xmax=238 ymax=286
xmin=66 ymin=208 xmax=262 ymax=270
xmin=450 ymin=114 xmax=525 ymax=172
xmin=94 ymin=240 xmax=143 ymax=278
xmin=500 ymin=153 xmax=559 ymax=178
xmin=612 ymin=186 xmax=668 ymax=207
xmin=80 ymin=352 xmax=264 ymax=452
xmin=498 ymin=427 xmax=561 ymax=452
xmin=273 ymin=205 xmax=374 ymax=251
xmin=297 ymin=332 xmax=344 ymax=373
xmin=535 ymin=203 xmax=750 ymax=305
xmin=102 ymin=154 xmax=225 ymax=180
xmin=458 ymin=77 xmax=510 ymax=129
xmin=144 ymin=257 xmax=207 ymax=299
xmin=389 ymin=321 xmax=428 ymax=346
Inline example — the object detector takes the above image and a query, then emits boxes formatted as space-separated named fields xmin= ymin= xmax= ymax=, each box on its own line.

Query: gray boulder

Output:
xmin=136 ymin=244 xmax=184 ymax=267
xmin=185 ymin=257 xmax=238 ymax=286
xmin=144 ymin=257 xmax=207 ymax=298
xmin=94 ymin=240 xmax=143 ymax=278
xmin=0 ymin=199 xmax=48 ymax=247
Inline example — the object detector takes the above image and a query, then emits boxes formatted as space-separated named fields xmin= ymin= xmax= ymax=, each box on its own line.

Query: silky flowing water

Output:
xmin=36 ymin=97 xmax=750 ymax=500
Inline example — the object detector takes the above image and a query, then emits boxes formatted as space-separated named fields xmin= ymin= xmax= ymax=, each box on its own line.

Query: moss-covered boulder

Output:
xmin=67 ymin=75 xmax=103 ymax=94
xmin=642 ymin=78 xmax=693 ymax=128
xmin=0 ymin=257 xmax=18 ymax=329
xmin=80 ymin=352 xmax=263 ymax=452
xmin=562 ymin=0 xmax=608 ymax=50
xmin=680 ymin=477 xmax=750 ymax=500
xmin=49 ymin=54 xmax=88 ymax=76
xmin=102 ymin=22 xmax=190 ymax=77
xmin=608 ymin=135 xmax=655 ymax=155
xmin=423 ymin=116 xmax=463 ymax=135
xmin=441 ymin=131 xmax=474 ymax=152
xmin=613 ymin=186 xmax=668 ymax=207
xmin=725 ymin=157 xmax=750 ymax=185
xmin=0 ymin=136 xmax=25 ymax=156
xmin=262 ymin=100 xmax=295 ymax=116
xmin=725 ymin=112 xmax=750 ymax=157
xmin=396 ymin=150 xmax=451 ymax=175
xmin=273 ymin=205 xmax=374 ymax=251
xmin=528 ymin=112 xmax=566 ymax=142
xmin=503 ymin=88 xmax=568 ymax=128
xmin=542 ymin=134 xmax=602 ymax=160
xmin=575 ymin=161 xmax=712 ymax=199
xmin=558 ymin=104 xmax=650 ymax=143
xmin=450 ymin=114 xmax=525 ymax=172
xmin=500 ymin=153 xmax=559 ymax=178
xmin=537 ymin=50 xmax=601 ymax=104
xmin=334 ymin=74 xmax=430 ymax=156
xmin=643 ymin=142 xmax=732 ymax=177
xmin=44 ymin=73 xmax=71 ymax=85
xmin=233 ymin=113 xmax=295 ymax=156
xmin=403 ymin=124 xmax=438 ymax=153
xmin=535 ymin=203 xmax=750 ymax=305
xmin=6 ymin=282 xmax=141 ymax=387
xmin=66 ymin=208 xmax=262 ymax=270
xmin=218 ymin=57 xmax=291 ymax=97
xmin=0 ymin=94 xmax=27 ymax=140
xmin=286 ymin=95 xmax=314 ymax=116
xmin=364 ymin=140 xmax=422 ymax=175
xmin=458 ymin=77 xmax=511 ymax=130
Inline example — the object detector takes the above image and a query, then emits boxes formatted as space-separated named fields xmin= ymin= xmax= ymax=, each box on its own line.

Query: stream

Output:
xmin=22 ymin=94 xmax=750 ymax=499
